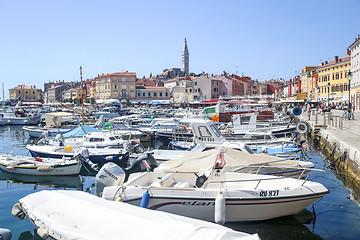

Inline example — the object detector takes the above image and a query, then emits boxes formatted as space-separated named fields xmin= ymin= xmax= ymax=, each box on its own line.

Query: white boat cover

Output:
xmin=44 ymin=112 xmax=73 ymax=127
xmin=19 ymin=190 xmax=259 ymax=240
xmin=155 ymin=146 xmax=299 ymax=173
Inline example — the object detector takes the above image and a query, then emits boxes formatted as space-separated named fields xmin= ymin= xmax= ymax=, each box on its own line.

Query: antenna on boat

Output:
xmin=2 ymin=83 xmax=4 ymax=105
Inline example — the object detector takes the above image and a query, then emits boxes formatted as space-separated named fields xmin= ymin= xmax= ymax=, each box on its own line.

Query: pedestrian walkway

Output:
xmin=300 ymin=110 xmax=360 ymax=150
xmin=298 ymin=109 xmax=360 ymax=180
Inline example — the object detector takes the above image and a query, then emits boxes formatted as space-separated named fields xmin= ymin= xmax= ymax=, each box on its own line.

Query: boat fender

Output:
xmin=65 ymin=145 xmax=73 ymax=151
xmin=140 ymin=191 xmax=150 ymax=208
xmin=11 ymin=203 xmax=25 ymax=220
xmin=37 ymin=226 xmax=49 ymax=239
xmin=292 ymin=107 xmax=302 ymax=116
xmin=0 ymin=228 xmax=12 ymax=240
xmin=37 ymin=165 xmax=54 ymax=172
xmin=6 ymin=166 xmax=14 ymax=170
xmin=296 ymin=121 xmax=308 ymax=134
xmin=215 ymin=192 xmax=226 ymax=225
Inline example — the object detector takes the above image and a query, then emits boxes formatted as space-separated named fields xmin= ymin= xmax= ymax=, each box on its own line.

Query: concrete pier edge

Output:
xmin=297 ymin=112 xmax=360 ymax=185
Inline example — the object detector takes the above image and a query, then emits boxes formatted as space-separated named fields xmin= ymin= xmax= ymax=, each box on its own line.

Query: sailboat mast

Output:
xmin=80 ymin=66 xmax=84 ymax=125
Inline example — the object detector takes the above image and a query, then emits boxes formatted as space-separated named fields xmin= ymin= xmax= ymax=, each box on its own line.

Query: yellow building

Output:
xmin=63 ymin=88 xmax=82 ymax=101
xmin=317 ymin=56 xmax=350 ymax=103
xmin=9 ymin=84 xmax=42 ymax=102
xmin=300 ymin=66 xmax=317 ymax=99
xmin=94 ymin=72 xmax=136 ymax=100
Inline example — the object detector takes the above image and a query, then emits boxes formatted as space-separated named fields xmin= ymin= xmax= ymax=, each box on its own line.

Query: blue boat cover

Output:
xmin=61 ymin=125 xmax=103 ymax=138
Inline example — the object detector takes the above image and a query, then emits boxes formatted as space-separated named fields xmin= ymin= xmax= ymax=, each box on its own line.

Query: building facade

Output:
xmin=172 ymin=79 xmax=194 ymax=103
xmin=348 ymin=35 xmax=360 ymax=111
xmin=317 ymin=56 xmax=350 ymax=103
xmin=94 ymin=72 xmax=136 ymax=100
xmin=9 ymin=85 xmax=43 ymax=102
xmin=136 ymin=86 xmax=170 ymax=101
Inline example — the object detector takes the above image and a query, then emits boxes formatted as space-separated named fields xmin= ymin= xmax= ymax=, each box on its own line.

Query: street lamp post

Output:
xmin=348 ymin=70 xmax=352 ymax=109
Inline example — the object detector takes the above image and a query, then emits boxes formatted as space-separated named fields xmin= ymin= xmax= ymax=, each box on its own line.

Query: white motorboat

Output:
xmin=101 ymin=147 xmax=328 ymax=223
xmin=12 ymin=190 xmax=259 ymax=240
xmin=0 ymin=228 xmax=11 ymax=240
xmin=0 ymin=107 xmax=41 ymax=125
xmin=26 ymin=144 xmax=126 ymax=165
xmin=0 ymin=152 xmax=82 ymax=176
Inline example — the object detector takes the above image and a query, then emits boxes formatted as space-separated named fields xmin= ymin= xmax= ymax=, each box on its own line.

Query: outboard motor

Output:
xmin=122 ymin=152 xmax=158 ymax=181
xmin=95 ymin=152 xmax=158 ymax=196
xmin=95 ymin=162 xmax=126 ymax=196
xmin=74 ymin=147 xmax=99 ymax=171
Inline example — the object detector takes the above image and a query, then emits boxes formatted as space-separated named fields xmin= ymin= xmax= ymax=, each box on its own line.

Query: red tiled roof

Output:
xmin=320 ymin=56 xmax=350 ymax=68
xmin=95 ymin=72 xmax=136 ymax=78
xmin=143 ymin=86 xmax=168 ymax=89
xmin=10 ymin=84 xmax=32 ymax=90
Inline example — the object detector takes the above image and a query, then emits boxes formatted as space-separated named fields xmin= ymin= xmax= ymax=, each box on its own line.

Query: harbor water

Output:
xmin=1 ymin=125 xmax=360 ymax=239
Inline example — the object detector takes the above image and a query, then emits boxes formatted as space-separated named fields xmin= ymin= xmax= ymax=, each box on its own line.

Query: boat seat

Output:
xmin=169 ymin=182 xmax=190 ymax=188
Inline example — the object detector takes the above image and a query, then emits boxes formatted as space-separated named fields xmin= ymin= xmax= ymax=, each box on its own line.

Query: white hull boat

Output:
xmin=101 ymin=147 xmax=329 ymax=222
xmin=22 ymin=126 xmax=72 ymax=138
xmin=0 ymin=153 xmax=82 ymax=176
xmin=0 ymin=107 xmax=41 ymax=125
xmin=12 ymin=190 xmax=259 ymax=240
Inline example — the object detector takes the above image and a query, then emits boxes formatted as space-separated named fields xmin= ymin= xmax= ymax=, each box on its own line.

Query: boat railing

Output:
xmin=208 ymin=168 xmax=325 ymax=189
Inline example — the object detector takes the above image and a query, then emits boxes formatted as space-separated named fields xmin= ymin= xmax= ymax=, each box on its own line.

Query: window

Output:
xmin=210 ymin=125 xmax=220 ymax=137
xmin=122 ymin=77 xmax=126 ymax=82
xmin=143 ymin=92 xmax=145 ymax=96
xmin=148 ymin=92 xmax=151 ymax=97
xmin=25 ymin=91 xmax=28 ymax=94
xmin=33 ymin=91 xmax=35 ymax=94
xmin=130 ymin=77 xmax=135 ymax=81
xmin=198 ymin=126 xmax=212 ymax=137
xmin=138 ymin=92 xmax=140 ymax=96
xmin=154 ymin=92 xmax=157 ymax=97
xmin=166 ymin=92 xmax=168 ymax=96
xmin=160 ymin=92 xmax=162 ymax=97
xmin=114 ymin=84 xmax=118 ymax=89
xmin=195 ymin=82 xmax=197 ymax=86
xmin=122 ymin=85 xmax=126 ymax=90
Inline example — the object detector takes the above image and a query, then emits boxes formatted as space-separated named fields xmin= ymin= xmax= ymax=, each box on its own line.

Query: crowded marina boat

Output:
xmin=1 ymin=99 xmax=331 ymax=239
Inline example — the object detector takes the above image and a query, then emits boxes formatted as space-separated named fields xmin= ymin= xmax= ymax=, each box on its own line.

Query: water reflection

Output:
xmin=0 ymin=170 xmax=83 ymax=190
xmin=226 ymin=209 xmax=322 ymax=240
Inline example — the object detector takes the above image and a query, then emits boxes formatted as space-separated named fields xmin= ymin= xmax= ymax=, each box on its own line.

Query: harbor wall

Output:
xmin=297 ymin=114 xmax=360 ymax=184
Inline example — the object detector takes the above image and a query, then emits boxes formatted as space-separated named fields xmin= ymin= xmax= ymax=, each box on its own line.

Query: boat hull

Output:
xmin=0 ymin=160 xmax=81 ymax=176
xmin=123 ymin=191 xmax=328 ymax=222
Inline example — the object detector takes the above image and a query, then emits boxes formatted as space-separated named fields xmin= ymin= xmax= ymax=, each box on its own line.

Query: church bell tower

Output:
xmin=182 ymin=38 xmax=189 ymax=75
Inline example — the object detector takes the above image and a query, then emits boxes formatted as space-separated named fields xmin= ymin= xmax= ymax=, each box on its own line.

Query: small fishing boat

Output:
xmin=12 ymin=190 xmax=259 ymax=240
xmin=0 ymin=152 xmax=82 ymax=176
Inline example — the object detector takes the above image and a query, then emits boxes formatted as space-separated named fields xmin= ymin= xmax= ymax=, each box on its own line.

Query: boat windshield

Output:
xmin=210 ymin=125 xmax=220 ymax=137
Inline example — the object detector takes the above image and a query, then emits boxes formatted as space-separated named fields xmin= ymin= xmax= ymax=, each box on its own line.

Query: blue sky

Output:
xmin=0 ymin=0 xmax=359 ymax=99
